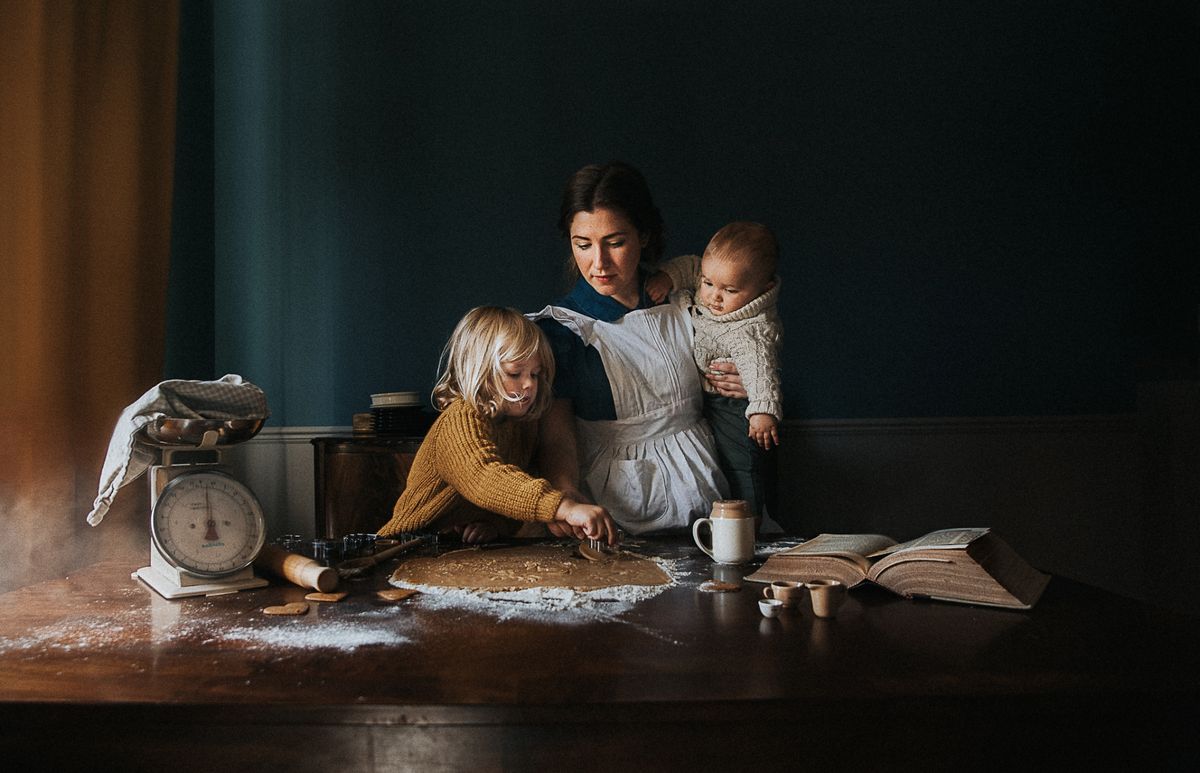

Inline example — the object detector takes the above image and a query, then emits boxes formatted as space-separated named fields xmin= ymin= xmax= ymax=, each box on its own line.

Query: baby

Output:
xmin=646 ymin=221 xmax=782 ymax=519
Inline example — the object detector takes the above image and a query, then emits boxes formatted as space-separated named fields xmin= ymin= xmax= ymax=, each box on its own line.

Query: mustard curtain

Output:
xmin=0 ymin=1 xmax=180 ymax=591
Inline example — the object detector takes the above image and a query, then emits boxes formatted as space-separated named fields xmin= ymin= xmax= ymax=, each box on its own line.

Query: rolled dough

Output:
xmin=389 ymin=544 xmax=670 ymax=591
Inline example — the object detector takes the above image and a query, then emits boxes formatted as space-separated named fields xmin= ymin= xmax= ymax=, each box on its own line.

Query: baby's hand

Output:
xmin=556 ymin=497 xmax=619 ymax=546
xmin=645 ymin=270 xmax=674 ymax=303
xmin=749 ymin=414 xmax=780 ymax=450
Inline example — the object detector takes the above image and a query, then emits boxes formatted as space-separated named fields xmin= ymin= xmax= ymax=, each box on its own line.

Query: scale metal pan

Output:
xmin=141 ymin=417 xmax=265 ymax=447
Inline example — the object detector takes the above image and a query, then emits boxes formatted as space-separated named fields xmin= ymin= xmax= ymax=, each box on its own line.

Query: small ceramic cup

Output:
xmin=804 ymin=579 xmax=847 ymax=619
xmin=758 ymin=598 xmax=785 ymax=618
xmin=761 ymin=580 xmax=806 ymax=608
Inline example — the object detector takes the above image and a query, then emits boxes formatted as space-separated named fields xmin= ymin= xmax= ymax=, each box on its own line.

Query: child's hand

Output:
xmin=645 ymin=270 xmax=674 ymax=304
xmin=555 ymin=497 xmax=620 ymax=546
xmin=455 ymin=520 xmax=500 ymax=544
xmin=749 ymin=414 xmax=779 ymax=450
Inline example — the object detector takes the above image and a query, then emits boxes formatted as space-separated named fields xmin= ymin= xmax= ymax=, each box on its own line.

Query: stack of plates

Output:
xmin=371 ymin=392 xmax=421 ymax=409
xmin=370 ymin=391 xmax=430 ymax=436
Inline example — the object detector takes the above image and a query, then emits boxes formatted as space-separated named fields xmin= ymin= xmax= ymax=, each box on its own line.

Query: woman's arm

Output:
xmin=537 ymin=397 xmax=596 ymax=539
xmin=537 ymin=397 xmax=588 ymax=502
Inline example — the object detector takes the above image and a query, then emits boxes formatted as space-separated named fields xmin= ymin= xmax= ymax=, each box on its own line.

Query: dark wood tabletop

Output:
xmin=2 ymin=537 xmax=1197 ymax=771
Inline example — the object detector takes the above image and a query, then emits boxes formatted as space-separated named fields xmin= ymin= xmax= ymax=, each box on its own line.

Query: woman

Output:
xmin=531 ymin=161 xmax=746 ymax=535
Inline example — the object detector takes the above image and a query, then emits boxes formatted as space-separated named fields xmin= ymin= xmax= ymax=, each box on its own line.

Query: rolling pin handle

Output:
xmin=255 ymin=544 xmax=339 ymax=593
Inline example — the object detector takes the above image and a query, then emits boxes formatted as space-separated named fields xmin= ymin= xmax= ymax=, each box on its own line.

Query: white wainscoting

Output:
xmin=222 ymin=426 xmax=349 ymax=540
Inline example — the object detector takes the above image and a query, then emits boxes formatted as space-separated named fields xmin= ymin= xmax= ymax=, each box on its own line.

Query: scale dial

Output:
xmin=150 ymin=470 xmax=266 ymax=578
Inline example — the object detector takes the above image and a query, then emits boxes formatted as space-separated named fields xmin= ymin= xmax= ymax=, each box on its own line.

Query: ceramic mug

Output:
xmin=693 ymin=501 xmax=756 ymax=564
xmin=762 ymin=580 xmax=806 ymax=608
xmin=709 ymin=499 xmax=751 ymax=519
xmin=805 ymin=579 xmax=847 ymax=619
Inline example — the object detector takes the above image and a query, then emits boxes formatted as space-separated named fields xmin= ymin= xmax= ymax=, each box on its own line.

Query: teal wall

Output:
xmin=168 ymin=1 xmax=1197 ymax=426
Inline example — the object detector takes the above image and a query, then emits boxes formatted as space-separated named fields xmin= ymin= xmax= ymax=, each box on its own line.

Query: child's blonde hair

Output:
xmin=432 ymin=306 xmax=555 ymax=420
xmin=703 ymin=221 xmax=779 ymax=285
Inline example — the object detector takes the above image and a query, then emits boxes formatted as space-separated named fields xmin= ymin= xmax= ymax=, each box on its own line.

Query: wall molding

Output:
xmin=228 ymin=415 xmax=1135 ymax=557
xmin=254 ymin=425 xmax=351 ymax=441
xmin=790 ymin=414 xmax=1135 ymax=436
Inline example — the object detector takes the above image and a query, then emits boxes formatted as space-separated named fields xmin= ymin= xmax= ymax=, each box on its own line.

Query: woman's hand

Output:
xmin=555 ymin=497 xmax=620 ymax=546
xmin=705 ymin=361 xmax=748 ymax=399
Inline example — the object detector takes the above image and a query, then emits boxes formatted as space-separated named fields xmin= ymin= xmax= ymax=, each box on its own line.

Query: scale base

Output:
xmin=135 ymin=542 xmax=268 ymax=599
xmin=134 ymin=565 xmax=268 ymax=599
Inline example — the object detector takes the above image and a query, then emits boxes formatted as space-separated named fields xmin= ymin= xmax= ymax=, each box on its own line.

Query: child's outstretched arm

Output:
xmin=436 ymin=405 xmax=568 ymax=525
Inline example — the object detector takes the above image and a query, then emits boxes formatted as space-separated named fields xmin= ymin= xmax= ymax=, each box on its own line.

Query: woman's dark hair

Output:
xmin=558 ymin=161 xmax=665 ymax=265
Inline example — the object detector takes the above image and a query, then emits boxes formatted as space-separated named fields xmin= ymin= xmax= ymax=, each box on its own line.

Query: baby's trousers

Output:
xmin=703 ymin=394 xmax=778 ymax=522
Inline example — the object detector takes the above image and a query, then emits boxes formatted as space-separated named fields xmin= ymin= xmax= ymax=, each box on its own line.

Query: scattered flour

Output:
xmin=219 ymin=620 xmax=410 ymax=651
xmin=0 ymin=553 xmax=691 ymax=655
xmin=756 ymin=538 xmax=804 ymax=555
xmin=388 ymin=554 xmax=682 ymax=626
xmin=0 ymin=556 xmax=683 ymax=654
xmin=0 ymin=616 xmax=133 ymax=654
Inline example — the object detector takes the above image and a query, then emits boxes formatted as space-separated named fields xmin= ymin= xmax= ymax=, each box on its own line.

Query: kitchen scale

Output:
xmin=133 ymin=417 xmax=270 ymax=599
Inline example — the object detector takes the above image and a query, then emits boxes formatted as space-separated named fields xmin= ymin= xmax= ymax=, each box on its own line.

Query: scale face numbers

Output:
xmin=151 ymin=469 xmax=266 ymax=578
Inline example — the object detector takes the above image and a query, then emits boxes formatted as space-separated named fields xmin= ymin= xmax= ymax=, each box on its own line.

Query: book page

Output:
xmin=781 ymin=534 xmax=897 ymax=571
xmin=870 ymin=528 xmax=989 ymax=558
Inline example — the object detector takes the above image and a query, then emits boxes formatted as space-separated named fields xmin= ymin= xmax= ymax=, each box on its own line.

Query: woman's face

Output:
xmin=569 ymin=207 xmax=644 ymax=309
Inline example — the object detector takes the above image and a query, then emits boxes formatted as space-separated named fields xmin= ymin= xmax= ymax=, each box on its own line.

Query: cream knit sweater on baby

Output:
xmin=662 ymin=254 xmax=783 ymax=421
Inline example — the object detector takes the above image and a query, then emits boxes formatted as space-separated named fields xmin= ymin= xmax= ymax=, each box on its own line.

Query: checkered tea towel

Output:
xmin=86 ymin=374 xmax=270 ymax=526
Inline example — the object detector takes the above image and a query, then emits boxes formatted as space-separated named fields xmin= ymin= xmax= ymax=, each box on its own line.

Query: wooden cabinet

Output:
xmin=311 ymin=435 xmax=424 ymax=538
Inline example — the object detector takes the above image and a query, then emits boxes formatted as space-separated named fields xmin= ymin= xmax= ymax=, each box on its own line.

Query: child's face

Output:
xmin=497 ymin=357 xmax=541 ymax=418
xmin=697 ymin=256 xmax=774 ymax=315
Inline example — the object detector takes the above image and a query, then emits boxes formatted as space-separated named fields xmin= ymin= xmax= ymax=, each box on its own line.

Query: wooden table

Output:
xmin=2 ymin=538 xmax=1197 ymax=771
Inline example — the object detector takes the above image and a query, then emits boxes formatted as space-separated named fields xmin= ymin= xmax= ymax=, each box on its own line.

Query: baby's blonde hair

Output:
xmin=432 ymin=306 xmax=555 ymax=420
xmin=703 ymin=221 xmax=779 ymax=286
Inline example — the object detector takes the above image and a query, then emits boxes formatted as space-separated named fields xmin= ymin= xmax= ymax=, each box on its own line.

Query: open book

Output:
xmin=746 ymin=528 xmax=1050 ymax=609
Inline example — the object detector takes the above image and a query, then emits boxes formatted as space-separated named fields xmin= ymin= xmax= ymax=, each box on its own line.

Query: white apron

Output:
xmin=531 ymin=303 xmax=729 ymax=534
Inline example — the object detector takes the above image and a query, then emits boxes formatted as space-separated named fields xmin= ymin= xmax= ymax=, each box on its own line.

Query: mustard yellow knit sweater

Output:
xmin=376 ymin=399 xmax=563 ymax=537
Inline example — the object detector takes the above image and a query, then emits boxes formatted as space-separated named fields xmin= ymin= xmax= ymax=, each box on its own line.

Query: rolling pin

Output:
xmin=254 ymin=544 xmax=339 ymax=593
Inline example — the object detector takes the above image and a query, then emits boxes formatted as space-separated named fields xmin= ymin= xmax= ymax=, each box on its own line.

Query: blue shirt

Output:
xmin=536 ymin=273 xmax=656 ymax=421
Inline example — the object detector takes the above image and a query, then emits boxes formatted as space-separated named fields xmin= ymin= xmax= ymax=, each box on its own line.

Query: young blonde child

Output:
xmin=646 ymin=221 xmax=782 ymax=520
xmin=375 ymin=306 xmax=618 ymax=546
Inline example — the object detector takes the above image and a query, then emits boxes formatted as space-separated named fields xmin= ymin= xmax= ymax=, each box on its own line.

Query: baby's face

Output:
xmin=696 ymin=257 xmax=774 ymax=315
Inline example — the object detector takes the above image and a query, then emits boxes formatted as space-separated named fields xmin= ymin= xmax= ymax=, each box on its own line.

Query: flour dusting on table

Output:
xmin=389 ymin=552 xmax=681 ymax=626
xmin=219 ymin=620 xmax=410 ymax=650
xmin=390 ymin=544 xmax=671 ymax=591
